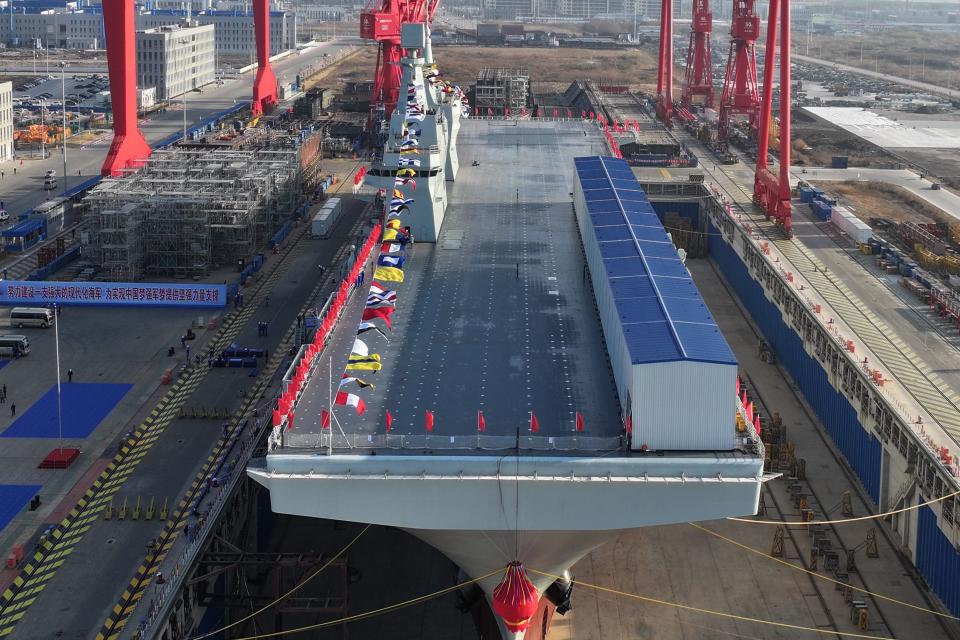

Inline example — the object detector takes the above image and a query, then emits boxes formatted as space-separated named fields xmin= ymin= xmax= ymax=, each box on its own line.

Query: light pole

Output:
xmin=182 ymin=95 xmax=187 ymax=141
xmin=39 ymin=98 xmax=45 ymax=160
xmin=60 ymin=61 xmax=67 ymax=196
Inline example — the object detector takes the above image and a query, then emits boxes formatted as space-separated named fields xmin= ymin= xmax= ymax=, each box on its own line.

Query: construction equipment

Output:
xmin=718 ymin=0 xmax=760 ymax=138
xmin=752 ymin=0 xmax=793 ymax=236
xmin=681 ymin=0 xmax=715 ymax=108
xmin=360 ymin=0 xmax=440 ymax=129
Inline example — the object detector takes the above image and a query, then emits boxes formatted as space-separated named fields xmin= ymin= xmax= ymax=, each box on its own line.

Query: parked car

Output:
xmin=0 ymin=210 xmax=9 ymax=222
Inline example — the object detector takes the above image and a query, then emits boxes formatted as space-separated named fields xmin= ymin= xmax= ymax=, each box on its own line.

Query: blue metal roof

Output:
xmin=3 ymin=219 xmax=43 ymax=237
xmin=575 ymin=156 xmax=736 ymax=366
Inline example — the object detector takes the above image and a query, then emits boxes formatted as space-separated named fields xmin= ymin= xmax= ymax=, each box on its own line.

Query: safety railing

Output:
xmin=278 ymin=432 xmax=625 ymax=452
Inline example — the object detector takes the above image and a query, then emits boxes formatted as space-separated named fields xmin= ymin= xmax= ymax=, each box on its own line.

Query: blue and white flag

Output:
xmin=397 ymin=157 xmax=421 ymax=168
xmin=367 ymin=292 xmax=397 ymax=307
xmin=378 ymin=254 xmax=405 ymax=268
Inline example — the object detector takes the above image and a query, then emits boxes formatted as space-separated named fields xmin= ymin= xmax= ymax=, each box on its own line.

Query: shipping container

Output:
xmin=311 ymin=197 xmax=343 ymax=238
xmin=831 ymin=155 xmax=849 ymax=169
xmin=831 ymin=205 xmax=872 ymax=244
xmin=574 ymin=157 xmax=737 ymax=451
xmin=799 ymin=186 xmax=816 ymax=203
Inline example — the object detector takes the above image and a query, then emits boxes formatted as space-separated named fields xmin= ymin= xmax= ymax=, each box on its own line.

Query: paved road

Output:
xmin=797 ymin=166 xmax=960 ymax=222
xmin=0 ymin=39 xmax=358 ymax=218
xmin=794 ymin=53 xmax=960 ymax=101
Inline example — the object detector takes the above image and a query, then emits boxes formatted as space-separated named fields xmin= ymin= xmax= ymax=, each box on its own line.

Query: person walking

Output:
xmin=10 ymin=403 xmax=15 ymax=418
xmin=67 ymin=368 xmax=73 ymax=382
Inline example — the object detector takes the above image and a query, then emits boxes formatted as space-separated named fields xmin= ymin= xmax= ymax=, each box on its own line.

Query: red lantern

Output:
xmin=492 ymin=562 xmax=539 ymax=633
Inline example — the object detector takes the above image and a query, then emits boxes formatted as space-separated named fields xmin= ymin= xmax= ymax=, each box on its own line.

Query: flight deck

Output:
xmin=287 ymin=120 xmax=623 ymax=446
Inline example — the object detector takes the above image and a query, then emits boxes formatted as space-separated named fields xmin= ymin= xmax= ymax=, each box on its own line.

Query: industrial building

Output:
xmin=137 ymin=9 xmax=298 ymax=57
xmin=474 ymin=67 xmax=529 ymax=116
xmin=84 ymin=127 xmax=321 ymax=281
xmin=0 ymin=7 xmax=296 ymax=55
xmin=0 ymin=82 xmax=13 ymax=164
xmin=136 ymin=22 xmax=215 ymax=102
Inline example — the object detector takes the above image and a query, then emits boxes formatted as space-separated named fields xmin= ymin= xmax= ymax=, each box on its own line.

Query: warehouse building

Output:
xmin=0 ymin=82 xmax=12 ymax=164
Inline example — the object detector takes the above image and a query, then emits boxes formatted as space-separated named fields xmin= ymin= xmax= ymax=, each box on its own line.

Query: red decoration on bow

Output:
xmin=492 ymin=562 xmax=539 ymax=633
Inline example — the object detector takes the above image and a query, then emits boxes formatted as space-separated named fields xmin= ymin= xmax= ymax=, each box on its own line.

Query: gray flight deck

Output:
xmin=290 ymin=120 xmax=623 ymax=444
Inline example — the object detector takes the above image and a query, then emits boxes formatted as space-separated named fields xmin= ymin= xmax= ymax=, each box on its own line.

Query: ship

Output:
xmin=248 ymin=24 xmax=768 ymax=639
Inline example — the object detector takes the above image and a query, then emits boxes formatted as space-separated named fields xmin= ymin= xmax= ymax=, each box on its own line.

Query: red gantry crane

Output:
xmin=655 ymin=0 xmax=674 ymax=125
xmin=754 ymin=0 xmax=793 ymax=235
xmin=681 ymin=0 xmax=714 ymax=108
xmin=360 ymin=0 xmax=440 ymax=129
xmin=718 ymin=0 xmax=760 ymax=138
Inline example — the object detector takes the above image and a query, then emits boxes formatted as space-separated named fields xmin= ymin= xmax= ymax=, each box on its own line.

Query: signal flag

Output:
xmin=426 ymin=410 xmax=435 ymax=432
xmin=478 ymin=410 xmax=485 ymax=433
xmin=386 ymin=410 xmax=393 ymax=433
xmin=530 ymin=411 xmax=539 ymax=433
xmin=575 ymin=412 xmax=584 ymax=433
xmin=321 ymin=410 xmax=331 ymax=430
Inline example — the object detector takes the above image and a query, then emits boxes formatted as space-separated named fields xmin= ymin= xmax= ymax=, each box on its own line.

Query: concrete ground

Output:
xmin=0 ymin=198 xmax=366 ymax=639
xmin=554 ymin=258 xmax=958 ymax=640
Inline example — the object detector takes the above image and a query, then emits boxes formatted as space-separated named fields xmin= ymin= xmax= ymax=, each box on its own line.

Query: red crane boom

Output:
xmin=655 ymin=0 xmax=674 ymax=125
xmin=360 ymin=0 xmax=439 ymax=128
xmin=681 ymin=0 xmax=714 ymax=108
xmin=718 ymin=0 xmax=760 ymax=138
xmin=754 ymin=0 xmax=792 ymax=235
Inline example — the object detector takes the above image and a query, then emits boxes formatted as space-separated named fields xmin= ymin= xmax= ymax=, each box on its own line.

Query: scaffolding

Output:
xmin=86 ymin=133 xmax=311 ymax=281
xmin=474 ymin=68 xmax=530 ymax=116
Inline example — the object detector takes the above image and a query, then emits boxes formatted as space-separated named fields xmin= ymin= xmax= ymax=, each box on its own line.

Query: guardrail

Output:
xmin=281 ymin=432 xmax=625 ymax=452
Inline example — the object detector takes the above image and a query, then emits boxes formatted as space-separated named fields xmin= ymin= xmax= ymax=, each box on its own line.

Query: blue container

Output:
xmin=799 ymin=187 xmax=815 ymax=203
xmin=831 ymin=155 xmax=849 ymax=169
xmin=899 ymin=262 xmax=914 ymax=277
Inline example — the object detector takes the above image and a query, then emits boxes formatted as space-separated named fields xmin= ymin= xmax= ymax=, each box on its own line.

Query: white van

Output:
xmin=10 ymin=307 xmax=54 ymax=328
xmin=0 ymin=335 xmax=30 ymax=357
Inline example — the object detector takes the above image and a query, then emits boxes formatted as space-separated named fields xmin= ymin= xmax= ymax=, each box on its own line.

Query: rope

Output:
xmin=527 ymin=568 xmax=896 ymax=640
xmin=688 ymin=522 xmax=960 ymax=621
xmin=727 ymin=490 xmax=960 ymax=526
xmin=227 ymin=569 xmax=501 ymax=640
xmin=190 ymin=524 xmax=371 ymax=640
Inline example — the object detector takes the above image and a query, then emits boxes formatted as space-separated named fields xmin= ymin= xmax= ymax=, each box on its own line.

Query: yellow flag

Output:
xmin=383 ymin=229 xmax=398 ymax=241
xmin=374 ymin=266 xmax=404 ymax=283
xmin=345 ymin=361 xmax=383 ymax=372
xmin=393 ymin=188 xmax=404 ymax=199
xmin=349 ymin=354 xmax=381 ymax=362
xmin=396 ymin=168 xmax=416 ymax=177
xmin=386 ymin=219 xmax=402 ymax=230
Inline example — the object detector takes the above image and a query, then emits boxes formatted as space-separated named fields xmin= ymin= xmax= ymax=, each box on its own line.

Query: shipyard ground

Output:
xmin=0 ymin=199 xmax=368 ymax=639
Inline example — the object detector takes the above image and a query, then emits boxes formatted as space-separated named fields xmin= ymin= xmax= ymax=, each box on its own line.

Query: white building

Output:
xmin=136 ymin=10 xmax=297 ymax=58
xmin=0 ymin=82 xmax=12 ymax=164
xmin=136 ymin=22 xmax=215 ymax=102
xmin=0 ymin=10 xmax=103 ymax=49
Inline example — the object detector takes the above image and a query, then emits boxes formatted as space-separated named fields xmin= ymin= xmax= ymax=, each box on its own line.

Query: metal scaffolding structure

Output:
xmin=474 ymin=68 xmax=530 ymax=116
xmin=86 ymin=138 xmax=307 ymax=281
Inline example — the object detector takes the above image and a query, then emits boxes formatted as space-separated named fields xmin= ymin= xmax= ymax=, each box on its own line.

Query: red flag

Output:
xmin=530 ymin=411 xmax=539 ymax=433
xmin=386 ymin=410 xmax=393 ymax=433
xmin=272 ymin=409 xmax=282 ymax=427
xmin=575 ymin=412 xmax=584 ymax=433
xmin=426 ymin=410 xmax=434 ymax=432
xmin=478 ymin=410 xmax=485 ymax=433
xmin=625 ymin=414 xmax=633 ymax=435
xmin=335 ymin=391 xmax=366 ymax=415
xmin=321 ymin=410 xmax=330 ymax=430
xmin=505 ymin=107 xmax=510 ymax=116
xmin=286 ymin=411 xmax=294 ymax=430
xmin=362 ymin=306 xmax=394 ymax=328
xmin=753 ymin=413 xmax=761 ymax=435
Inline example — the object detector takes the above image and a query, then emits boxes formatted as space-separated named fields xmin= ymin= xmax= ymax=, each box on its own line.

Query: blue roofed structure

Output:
xmin=573 ymin=156 xmax=737 ymax=451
